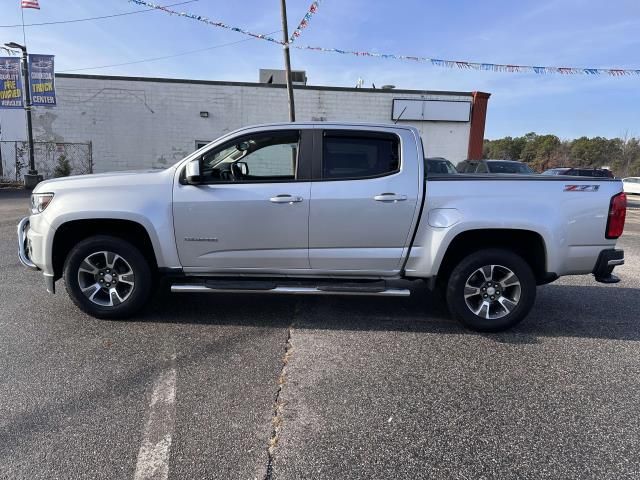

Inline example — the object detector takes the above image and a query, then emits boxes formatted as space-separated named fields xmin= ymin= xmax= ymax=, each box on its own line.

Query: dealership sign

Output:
xmin=0 ymin=57 xmax=24 ymax=109
xmin=29 ymin=54 xmax=56 ymax=106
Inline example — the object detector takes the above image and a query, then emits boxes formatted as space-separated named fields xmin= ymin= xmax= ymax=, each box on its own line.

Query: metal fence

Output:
xmin=0 ymin=141 xmax=92 ymax=181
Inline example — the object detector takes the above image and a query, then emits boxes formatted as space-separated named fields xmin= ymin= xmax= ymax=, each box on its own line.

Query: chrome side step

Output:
xmin=171 ymin=284 xmax=411 ymax=297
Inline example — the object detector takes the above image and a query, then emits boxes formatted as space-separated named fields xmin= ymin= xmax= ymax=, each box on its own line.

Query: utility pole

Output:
xmin=279 ymin=0 xmax=295 ymax=122
xmin=5 ymin=41 xmax=39 ymax=188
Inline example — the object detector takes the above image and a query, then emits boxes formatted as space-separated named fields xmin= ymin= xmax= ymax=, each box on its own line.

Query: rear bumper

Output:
xmin=592 ymin=249 xmax=624 ymax=283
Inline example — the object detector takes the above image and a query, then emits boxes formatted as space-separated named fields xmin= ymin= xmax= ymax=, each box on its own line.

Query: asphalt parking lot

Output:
xmin=1 ymin=189 xmax=640 ymax=479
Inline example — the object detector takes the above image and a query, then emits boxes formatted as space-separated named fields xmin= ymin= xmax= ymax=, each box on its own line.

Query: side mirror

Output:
xmin=236 ymin=161 xmax=249 ymax=176
xmin=185 ymin=159 xmax=202 ymax=185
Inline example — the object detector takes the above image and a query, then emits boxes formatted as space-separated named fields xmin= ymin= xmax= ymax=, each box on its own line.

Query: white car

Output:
xmin=623 ymin=177 xmax=640 ymax=195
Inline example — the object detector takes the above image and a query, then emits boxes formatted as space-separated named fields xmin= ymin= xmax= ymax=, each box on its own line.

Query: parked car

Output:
xmin=622 ymin=177 xmax=640 ymax=195
xmin=542 ymin=167 xmax=614 ymax=178
xmin=425 ymin=157 xmax=457 ymax=175
xmin=457 ymin=159 xmax=535 ymax=174
xmin=18 ymin=122 xmax=627 ymax=332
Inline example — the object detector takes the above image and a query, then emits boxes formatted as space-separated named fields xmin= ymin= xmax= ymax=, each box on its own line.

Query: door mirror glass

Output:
xmin=236 ymin=161 xmax=249 ymax=176
xmin=185 ymin=158 xmax=202 ymax=184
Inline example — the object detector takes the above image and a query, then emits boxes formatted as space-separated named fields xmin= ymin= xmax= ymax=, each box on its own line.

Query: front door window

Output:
xmin=200 ymin=131 xmax=299 ymax=183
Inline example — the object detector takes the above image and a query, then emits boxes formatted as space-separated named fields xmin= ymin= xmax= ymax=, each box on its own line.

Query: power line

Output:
xmin=0 ymin=0 xmax=198 ymax=28
xmin=58 ymin=31 xmax=280 ymax=73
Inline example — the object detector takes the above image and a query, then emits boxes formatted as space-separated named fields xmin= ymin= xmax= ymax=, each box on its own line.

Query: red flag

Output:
xmin=21 ymin=0 xmax=40 ymax=9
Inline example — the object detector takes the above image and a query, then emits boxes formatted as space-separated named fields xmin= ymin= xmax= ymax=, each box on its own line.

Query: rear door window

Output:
xmin=322 ymin=132 xmax=400 ymax=180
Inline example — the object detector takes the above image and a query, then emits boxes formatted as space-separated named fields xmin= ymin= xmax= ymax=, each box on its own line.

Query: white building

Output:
xmin=4 ymin=71 xmax=490 ymax=174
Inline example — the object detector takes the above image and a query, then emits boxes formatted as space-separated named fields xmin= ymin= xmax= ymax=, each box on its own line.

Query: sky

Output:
xmin=0 ymin=0 xmax=639 ymax=140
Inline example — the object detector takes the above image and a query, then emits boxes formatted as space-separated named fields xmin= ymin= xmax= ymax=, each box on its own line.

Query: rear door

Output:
xmin=308 ymin=128 xmax=422 ymax=274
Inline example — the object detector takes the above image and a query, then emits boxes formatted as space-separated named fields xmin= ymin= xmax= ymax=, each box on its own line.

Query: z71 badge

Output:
xmin=564 ymin=185 xmax=600 ymax=192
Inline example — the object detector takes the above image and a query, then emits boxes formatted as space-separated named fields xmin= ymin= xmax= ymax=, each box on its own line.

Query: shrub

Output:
xmin=53 ymin=155 xmax=72 ymax=177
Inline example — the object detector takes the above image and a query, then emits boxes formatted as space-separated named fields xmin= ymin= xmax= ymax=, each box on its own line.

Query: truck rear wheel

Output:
xmin=63 ymin=235 xmax=152 ymax=319
xmin=446 ymin=248 xmax=536 ymax=332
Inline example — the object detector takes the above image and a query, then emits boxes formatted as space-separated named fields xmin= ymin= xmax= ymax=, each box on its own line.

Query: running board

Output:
xmin=170 ymin=284 xmax=410 ymax=297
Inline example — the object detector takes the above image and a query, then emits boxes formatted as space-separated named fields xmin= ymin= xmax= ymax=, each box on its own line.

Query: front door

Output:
xmin=173 ymin=129 xmax=311 ymax=271
xmin=309 ymin=129 xmax=421 ymax=274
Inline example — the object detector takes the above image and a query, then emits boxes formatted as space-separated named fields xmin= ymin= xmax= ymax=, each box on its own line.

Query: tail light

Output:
xmin=606 ymin=192 xmax=627 ymax=239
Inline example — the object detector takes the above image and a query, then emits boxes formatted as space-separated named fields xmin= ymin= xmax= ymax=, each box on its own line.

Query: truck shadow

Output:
xmin=142 ymin=281 xmax=640 ymax=343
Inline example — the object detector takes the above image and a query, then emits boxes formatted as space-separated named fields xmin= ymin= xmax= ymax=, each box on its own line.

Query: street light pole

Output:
xmin=279 ymin=0 xmax=295 ymax=122
xmin=5 ymin=41 xmax=38 ymax=188
xmin=20 ymin=47 xmax=36 ymax=178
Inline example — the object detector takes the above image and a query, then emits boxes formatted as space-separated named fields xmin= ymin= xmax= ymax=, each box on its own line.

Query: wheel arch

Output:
xmin=52 ymin=218 xmax=159 ymax=280
xmin=436 ymin=228 xmax=549 ymax=286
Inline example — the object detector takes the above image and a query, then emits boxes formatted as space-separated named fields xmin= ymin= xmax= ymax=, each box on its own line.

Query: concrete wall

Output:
xmin=26 ymin=75 xmax=474 ymax=173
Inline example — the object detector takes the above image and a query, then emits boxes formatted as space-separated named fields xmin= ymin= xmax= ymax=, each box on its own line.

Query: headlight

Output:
xmin=30 ymin=193 xmax=54 ymax=214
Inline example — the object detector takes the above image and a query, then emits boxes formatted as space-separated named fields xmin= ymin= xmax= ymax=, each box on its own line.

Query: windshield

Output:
xmin=487 ymin=161 xmax=534 ymax=174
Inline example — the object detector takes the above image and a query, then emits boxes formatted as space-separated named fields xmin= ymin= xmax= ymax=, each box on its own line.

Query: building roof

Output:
xmin=55 ymin=73 xmax=476 ymax=97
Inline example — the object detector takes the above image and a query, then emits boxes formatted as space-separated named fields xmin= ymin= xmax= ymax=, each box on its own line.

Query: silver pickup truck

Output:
xmin=18 ymin=122 xmax=627 ymax=331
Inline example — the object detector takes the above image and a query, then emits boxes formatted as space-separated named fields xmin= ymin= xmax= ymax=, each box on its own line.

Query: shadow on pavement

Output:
xmin=139 ymin=280 xmax=640 ymax=342
xmin=0 ymin=189 xmax=30 ymax=199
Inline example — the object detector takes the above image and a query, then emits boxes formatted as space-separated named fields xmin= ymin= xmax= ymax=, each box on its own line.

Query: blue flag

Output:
xmin=0 ymin=57 xmax=24 ymax=109
xmin=28 ymin=54 xmax=56 ymax=106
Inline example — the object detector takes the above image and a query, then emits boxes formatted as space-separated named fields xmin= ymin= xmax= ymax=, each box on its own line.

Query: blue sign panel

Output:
xmin=0 ymin=57 xmax=24 ymax=109
xmin=28 ymin=54 xmax=56 ymax=106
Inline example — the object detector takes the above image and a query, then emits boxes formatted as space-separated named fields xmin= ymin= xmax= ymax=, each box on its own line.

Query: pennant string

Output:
xmin=290 ymin=1 xmax=321 ymax=43
xmin=128 ymin=0 xmax=284 ymax=45
xmin=127 ymin=0 xmax=640 ymax=77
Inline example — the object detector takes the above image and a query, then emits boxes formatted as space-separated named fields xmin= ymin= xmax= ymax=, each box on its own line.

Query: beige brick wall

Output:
xmin=30 ymin=76 xmax=473 ymax=173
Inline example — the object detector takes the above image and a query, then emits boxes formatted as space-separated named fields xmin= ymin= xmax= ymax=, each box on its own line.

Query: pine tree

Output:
xmin=53 ymin=155 xmax=72 ymax=177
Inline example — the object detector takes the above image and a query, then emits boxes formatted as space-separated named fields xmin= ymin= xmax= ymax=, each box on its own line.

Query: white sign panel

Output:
xmin=392 ymin=99 xmax=471 ymax=122
xmin=391 ymin=99 xmax=423 ymax=121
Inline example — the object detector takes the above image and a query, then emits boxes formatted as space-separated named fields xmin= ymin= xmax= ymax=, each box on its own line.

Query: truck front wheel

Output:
xmin=63 ymin=235 xmax=152 ymax=319
xmin=446 ymin=248 xmax=536 ymax=332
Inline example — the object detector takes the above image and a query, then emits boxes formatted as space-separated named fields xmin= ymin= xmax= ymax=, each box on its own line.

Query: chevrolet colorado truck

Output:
xmin=18 ymin=122 xmax=627 ymax=331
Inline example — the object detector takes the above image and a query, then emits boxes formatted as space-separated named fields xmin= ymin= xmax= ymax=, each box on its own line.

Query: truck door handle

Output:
xmin=270 ymin=194 xmax=303 ymax=204
xmin=374 ymin=193 xmax=407 ymax=202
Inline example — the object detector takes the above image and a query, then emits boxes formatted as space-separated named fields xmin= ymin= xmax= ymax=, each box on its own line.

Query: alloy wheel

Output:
xmin=77 ymin=251 xmax=135 ymax=307
xmin=463 ymin=264 xmax=521 ymax=320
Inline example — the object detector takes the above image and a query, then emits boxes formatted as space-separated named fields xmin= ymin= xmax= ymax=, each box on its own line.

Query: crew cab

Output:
xmin=18 ymin=123 xmax=627 ymax=331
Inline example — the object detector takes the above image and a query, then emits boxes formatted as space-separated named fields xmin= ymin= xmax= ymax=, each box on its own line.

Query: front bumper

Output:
xmin=17 ymin=217 xmax=55 ymax=294
xmin=592 ymin=248 xmax=624 ymax=284
xmin=17 ymin=217 xmax=38 ymax=270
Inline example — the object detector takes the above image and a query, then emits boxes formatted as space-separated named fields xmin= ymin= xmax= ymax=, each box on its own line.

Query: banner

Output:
xmin=29 ymin=54 xmax=56 ymax=106
xmin=0 ymin=57 xmax=24 ymax=109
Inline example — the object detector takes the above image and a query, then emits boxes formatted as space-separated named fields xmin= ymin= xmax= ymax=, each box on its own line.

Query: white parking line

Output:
xmin=134 ymin=354 xmax=177 ymax=480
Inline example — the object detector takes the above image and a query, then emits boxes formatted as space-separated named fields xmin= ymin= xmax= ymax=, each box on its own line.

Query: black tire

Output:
xmin=445 ymin=248 xmax=536 ymax=332
xmin=63 ymin=235 xmax=152 ymax=319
